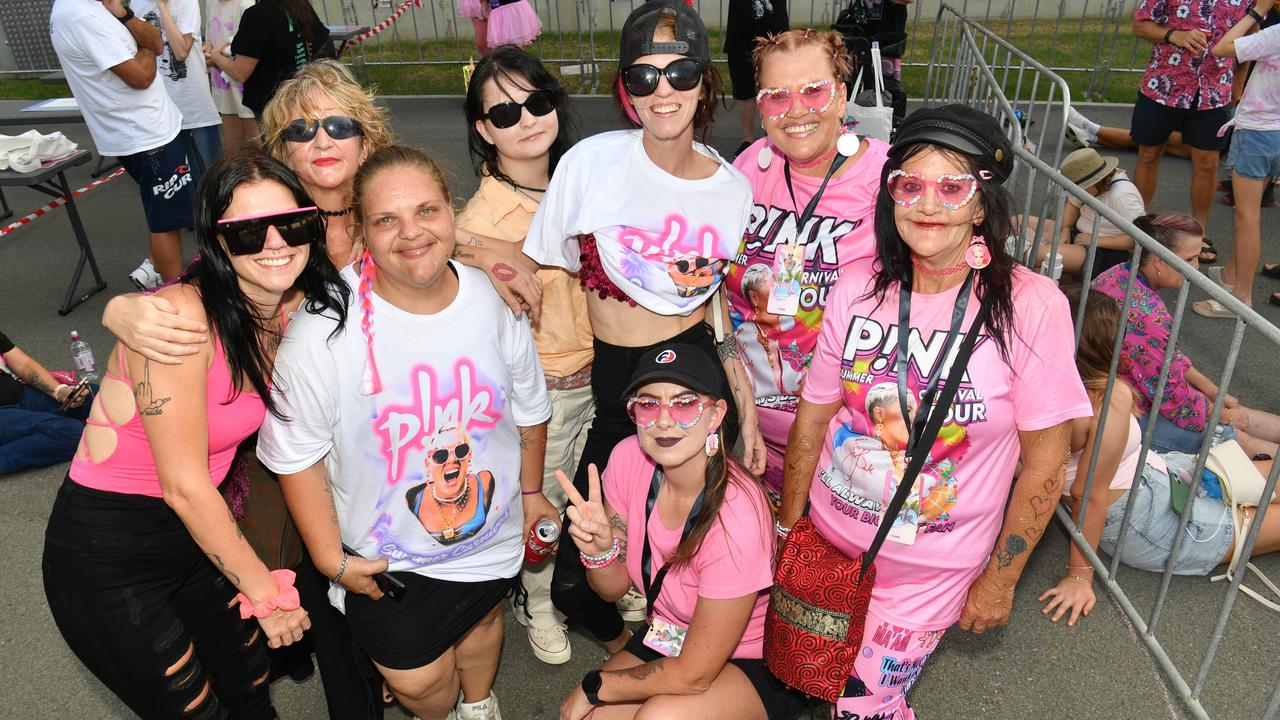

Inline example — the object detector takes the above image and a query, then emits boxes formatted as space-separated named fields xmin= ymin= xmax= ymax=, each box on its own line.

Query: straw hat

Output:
xmin=1060 ymin=148 xmax=1119 ymax=190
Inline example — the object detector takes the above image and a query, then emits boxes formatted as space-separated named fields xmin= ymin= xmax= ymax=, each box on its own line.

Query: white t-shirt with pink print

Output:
xmin=801 ymin=261 xmax=1092 ymax=630
xmin=1234 ymin=24 xmax=1280 ymax=132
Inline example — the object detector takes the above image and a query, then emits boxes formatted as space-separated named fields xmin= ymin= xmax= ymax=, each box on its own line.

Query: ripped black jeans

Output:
xmin=43 ymin=478 xmax=275 ymax=719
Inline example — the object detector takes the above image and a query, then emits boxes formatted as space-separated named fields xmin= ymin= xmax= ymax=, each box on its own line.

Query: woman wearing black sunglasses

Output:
xmin=42 ymin=151 xmax=350 ymax=718
xmin=523 ymin=0 xmax=764 ymax=659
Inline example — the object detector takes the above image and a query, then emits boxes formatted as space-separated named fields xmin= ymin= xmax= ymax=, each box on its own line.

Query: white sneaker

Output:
xmin=615 ymin=587 xmax=647 ymax=622
xmin=527 ymin=624 xmax=572 ymax=665
xmin=129 ymin=258 xmax=162 ymax=290
xmin=1065 ymin=123 xmax=1092 ymax=149
xmin=1068 ymin=106 xmax=1089 ymax=128
xmin=456 ymin=693 xmax=502 ymax=720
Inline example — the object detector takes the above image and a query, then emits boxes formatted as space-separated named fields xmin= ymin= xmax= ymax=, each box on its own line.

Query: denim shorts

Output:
xmin=1099 ymin=463 xmax=1233 ymax=575
xmin=1139 ymin=412 xmax=1237 ymax=456
xmin=1226 ymin=128 xmax=1280 ymax=180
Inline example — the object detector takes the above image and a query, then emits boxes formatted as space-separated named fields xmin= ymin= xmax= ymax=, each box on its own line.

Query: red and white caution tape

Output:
xmin=342 ymin=0 xmax=424 ymax=51
xmin=0 ymin=166 xmax=124 ymax=239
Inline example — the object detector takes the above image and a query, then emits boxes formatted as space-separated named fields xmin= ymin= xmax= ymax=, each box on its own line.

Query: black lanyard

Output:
xmin=894 ymin=271 xmax=975 ymax=461
xmin=640 ymin=466 xmax=705 ymax=618
xmin=783 ymin=151 xmax=849 ymax=240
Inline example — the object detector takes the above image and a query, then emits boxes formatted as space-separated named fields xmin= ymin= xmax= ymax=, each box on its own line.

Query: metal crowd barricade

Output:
xmin=925 ymin=6 xmax=1280 ymax=719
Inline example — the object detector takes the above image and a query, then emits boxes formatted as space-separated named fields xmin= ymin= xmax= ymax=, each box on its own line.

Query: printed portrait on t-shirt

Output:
xmin=405 ymin=424 xmax=496 ymax=545
xmin=816 ymin=316 xmax=985 ymax=537
xmin=733 ymin=263 xmax=804 ymax=402
xmin=613 ymin=214 xmax=728 ymax=307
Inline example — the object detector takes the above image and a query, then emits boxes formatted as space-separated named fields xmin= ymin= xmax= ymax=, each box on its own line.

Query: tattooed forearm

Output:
xmin=322 ymin=474 xmax=339 ymax=524
xmin=134 ymin=360 xmax=171 ymax=416
xmin=228 ymin=508 xmax=244 ymax=539
xmin=621 ymin=658 xmax=665 ymax=681
xmin=994 ymin=534 xmax=1028 ymax=569
xmin=716 ymin=334 xmax=741 ymax=361
xmin=609 ymin=513 xmax=629 ymax=560
xmin=207 ymin=553 xmax=242 ymax=587
xmin=25 ymin=371 xmax=54 ymax=396
xmin=518 ymin=425 xmax=537 ymax=451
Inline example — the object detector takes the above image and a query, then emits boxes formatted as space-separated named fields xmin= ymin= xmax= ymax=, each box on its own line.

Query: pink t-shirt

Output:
xmin=1234 ymin=24 xmax=1280 ymax=132
xmin=728 ymin=137 xmax=890 ymax=491
xmin=801 ymin=262 xmax=1092 ymax=630
xmin=602 ymin=436 xmax=774 ymax=659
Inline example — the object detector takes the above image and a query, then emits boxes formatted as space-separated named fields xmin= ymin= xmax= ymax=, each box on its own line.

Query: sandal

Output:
xmin=1192 ymin=299 xmax=1236 ymax=318
xmin=1263 ymin=263 xmax=1280 ymax=280
xmin=1271 ymin=292 xmax=1280 ymax=308
xmin=1199 ymin=239 xmax=1218 ymax=264
xmin=1207 ymin=265 xmax=1235 ymax=292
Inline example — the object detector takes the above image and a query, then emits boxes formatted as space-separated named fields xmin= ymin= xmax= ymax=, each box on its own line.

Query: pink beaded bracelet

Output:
xmin=580 ymin=537 xmax=622 ymax=569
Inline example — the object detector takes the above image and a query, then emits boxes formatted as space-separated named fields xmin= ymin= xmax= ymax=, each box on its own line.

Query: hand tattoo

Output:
xmin=493 ymin=262 xmax=518 ymax=281
xmin=995 ymin=534 xmax=1027 ymax=569
xmin=134 ymin=360 xmax=171 ymax=416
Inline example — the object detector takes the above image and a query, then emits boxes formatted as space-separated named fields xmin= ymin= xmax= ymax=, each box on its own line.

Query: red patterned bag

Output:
xmin=764 ymin=299 xmax=988 ymax=701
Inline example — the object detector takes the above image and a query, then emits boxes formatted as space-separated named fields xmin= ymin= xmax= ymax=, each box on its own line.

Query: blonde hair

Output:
xmin=752 ymin=28 xmax=853 ymax=85
xmin=261 ymin=60 xmax=393 ymax=163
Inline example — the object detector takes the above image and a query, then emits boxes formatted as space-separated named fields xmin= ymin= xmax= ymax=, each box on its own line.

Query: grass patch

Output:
xmin=2 ymin=16 xmax=1146 ymax=102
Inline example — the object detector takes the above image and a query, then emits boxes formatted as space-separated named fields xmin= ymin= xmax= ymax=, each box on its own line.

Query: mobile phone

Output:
xmin=341 ymin=544 xmax=407 ymax=602
xmin=58 ymin=377 xmax=91 ymax=412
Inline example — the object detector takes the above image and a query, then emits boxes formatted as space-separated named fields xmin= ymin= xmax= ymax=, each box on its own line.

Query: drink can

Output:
xmin=524 ymin=518 xmax=560 ymax=564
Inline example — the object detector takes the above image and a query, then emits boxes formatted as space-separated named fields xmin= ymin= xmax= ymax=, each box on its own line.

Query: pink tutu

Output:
xmin=457 ymin=0 xmax=484 ymax=20
xmin=487 ymin=0 xmax=542 ymax=47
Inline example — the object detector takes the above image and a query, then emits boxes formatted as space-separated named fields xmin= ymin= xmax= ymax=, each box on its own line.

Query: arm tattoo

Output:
xmin=716 ymin=334 xmax=741 ymax=361
xmin=25 ymin=371 xmax=54 ymax=396
xmin=623 ymin=658 xmax=665 ymax=681
xmin=207 ymin=553 xmax=242 ymax=587
xmin=995 ymin=534 xmax=1028 ymax=569
xmin=610 ymin=513 xmax=629 ymax=560
xmin=134 ymin=359 xmax=171 ymax=416
xmin=518 ymin=425 xmax=537 ymax=451
xmin=453 ymin=247 xmax=476 ymax=261
xmin=229 ymin=508 xmax=244 ymax=539
xmin=322 ymin=475 xmax=339 ymax=524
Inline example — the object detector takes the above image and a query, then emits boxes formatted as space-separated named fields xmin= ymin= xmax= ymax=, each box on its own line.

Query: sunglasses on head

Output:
xmin=217 ymin=207 xmax=320 ymax=256
xmin=755 ymin=79 xmax=837 ymax=121
xmin=886 ymin=170 xmax=981 ymax=211
xmin=626 ymin=394 xmax=710 ymax=430
xmin=281 ymin=116 xmax=363 ymax=143
xmin=431 ymin=443 xmax=471 ymax=465
xmin=620 ymin=58 xmax=702 ymax=97
xmin=483 ymin=89 xmax=556 ymax=130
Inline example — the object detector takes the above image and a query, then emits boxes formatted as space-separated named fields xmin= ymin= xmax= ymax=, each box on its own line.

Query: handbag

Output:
xmin=764 ymin=300 xmax=989 ymax=701
xmin=1204 ymin=440 xmax=1280 ymax=611
xmin=844 ymin=42 xmax=894 ymax=143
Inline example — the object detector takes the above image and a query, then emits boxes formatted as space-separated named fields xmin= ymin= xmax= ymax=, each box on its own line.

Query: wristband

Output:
xmin=521 ymin=488 xmax=543 ymax=496
xmin=580 ymin=537 xmax=621 ymax=569
xmin=775 ymin=520 xmax=792 ymax=538
xmin=236 ymin=569 xmax=302 ymax=620
xmin=1248 ymin=8 xmax=1265 ymax=24
xmin=332 ymin=552 xmax=350 ymax=583
xmin=53 ymin=383 xmax=69 ymax=401
xmin=1163 ymin=28 xmax=1175 ymax=45
xmin=118 ymin=6 xmax=135 ymax=24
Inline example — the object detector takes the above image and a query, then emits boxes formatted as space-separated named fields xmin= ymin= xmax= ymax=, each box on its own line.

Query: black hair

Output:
xmin=188 ymin=150 xmax=350 ymax=419
xmin=270 ymin=0 xmax=324 ymax=56
xmin=868 ymin=142 xmax=1018 ymax=362
xmin=464 ymin=45 xmax=577 ymax=186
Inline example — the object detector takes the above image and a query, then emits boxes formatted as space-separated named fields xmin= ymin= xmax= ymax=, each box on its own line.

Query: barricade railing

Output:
xmin=927 ymin=7 xmax=1280 ymax=719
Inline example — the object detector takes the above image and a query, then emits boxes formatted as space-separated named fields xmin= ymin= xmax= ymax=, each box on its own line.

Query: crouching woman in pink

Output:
xmin=778 ymin=106 xmax=1093 ymax=718
xmin=556 ymin=344 xmax=812 ymax=720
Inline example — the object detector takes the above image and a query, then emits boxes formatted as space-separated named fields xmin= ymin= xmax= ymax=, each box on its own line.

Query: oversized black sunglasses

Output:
xmin=431 ymin=443 xmax=471 ymax=465
xmin=620 ymin=58 xmax=702 ymax=97
xmin=482 ymin=90 xmax=556 ymax=130
xmin=217 ymin=207 xmax=321 ymax=256
xmin=281 ymin=116 xmax=363 ymax=143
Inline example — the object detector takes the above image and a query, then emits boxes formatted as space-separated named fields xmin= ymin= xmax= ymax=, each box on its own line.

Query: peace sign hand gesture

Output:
xmin=555 ymin=465 xmax=614 ymax=556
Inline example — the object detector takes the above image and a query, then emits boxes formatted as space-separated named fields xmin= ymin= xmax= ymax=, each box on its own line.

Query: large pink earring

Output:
xmin=705 ymin=430 xmax=720 ymax=457
xmin=965 ymin=234 xmax=991 ymax=270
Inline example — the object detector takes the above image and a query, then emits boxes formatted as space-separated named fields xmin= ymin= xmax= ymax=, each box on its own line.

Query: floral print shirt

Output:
xmin=1135 ymin=0 xmax=1250 ymax=110
xmin=1093 ymin=262 xmax=1209 ymax=431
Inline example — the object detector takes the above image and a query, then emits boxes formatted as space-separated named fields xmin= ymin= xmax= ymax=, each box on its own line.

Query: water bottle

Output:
xmin=1211 ymin=424 xmax=1226 ymax=448
xmin=69 ymin=331 xmax=99 ymax=383
xmin=1039 ymin=253 xmax=1064 ymax=282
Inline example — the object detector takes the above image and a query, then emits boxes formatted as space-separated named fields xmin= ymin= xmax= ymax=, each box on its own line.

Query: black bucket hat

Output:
xmin=890 ymin=104 xmax=1015 ymax=183
xmin=619 ymin=0 xmax=712 ymax=69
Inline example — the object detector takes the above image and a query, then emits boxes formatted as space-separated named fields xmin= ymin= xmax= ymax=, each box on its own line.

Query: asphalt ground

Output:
xmin=2 ymin=98 xmax=1279 ymax=720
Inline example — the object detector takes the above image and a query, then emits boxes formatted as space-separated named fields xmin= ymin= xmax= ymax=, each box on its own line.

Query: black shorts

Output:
xmin=1130 ymin=92 xmax=1232 ymax=152
xmin=118 ymin=131 xmax=197 ymax=233
xmin=344 ymin=572 xmax=516 ymax=670
xmin=622 ymin=628 xmax=818 ymax=718
xmin=727 ymin=52 xmax=757 ymax=102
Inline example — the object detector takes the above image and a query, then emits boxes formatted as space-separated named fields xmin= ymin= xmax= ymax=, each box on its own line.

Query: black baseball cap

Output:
xmin=619 ymin=0 xmax=711 ymax=69
xmin=623 ymin=343 xmax=724 ymax=399
xmin=890 ymin=104 xmax=1015 ymax=183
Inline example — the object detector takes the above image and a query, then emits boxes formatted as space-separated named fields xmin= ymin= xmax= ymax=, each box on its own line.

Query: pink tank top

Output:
xmin=70 ymin=339 xmax=267 ymax=498
xmin=1063 ymin=414 xmax=1143 ymax=495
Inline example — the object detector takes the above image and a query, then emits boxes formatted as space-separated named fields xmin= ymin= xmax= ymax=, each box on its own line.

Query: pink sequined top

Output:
xmin=578 ymin=233 xmax=638 ymax=308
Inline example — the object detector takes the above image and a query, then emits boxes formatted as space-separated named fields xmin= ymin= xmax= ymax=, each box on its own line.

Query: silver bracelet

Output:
xmin=332 ymin=553 xmax=350 ymax=583
xmin=775 ymin=520 xmax=792 ymax=538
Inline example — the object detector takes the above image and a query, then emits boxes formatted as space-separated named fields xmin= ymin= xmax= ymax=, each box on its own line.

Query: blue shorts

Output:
xmin=118 ymin=132 xmax=197 ymax=234
xmin=1100 ymin=463 xmax=1233 ymax=575
xmin=1139 ymin=412 xmax=1237 ymax=455
xmin=1226 ymin=127 xmax=1280 ymax=180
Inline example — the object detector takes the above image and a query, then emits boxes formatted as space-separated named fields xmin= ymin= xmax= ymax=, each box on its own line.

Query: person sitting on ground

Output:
xmin=1196 ymin=0 xmax=1280 ymax=319
xmin=0 ymin=330 xmax=93 ymax=474
xmin=1029 ymin=148 xmax=1145 ymax=279
xmin=1039 ymin=290 xmax=1280 ymax=626
xmin=555 ymin=344 xmax=812 ymax=720
xmin=1092 ymin=212 xmax=1280 ymax=459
